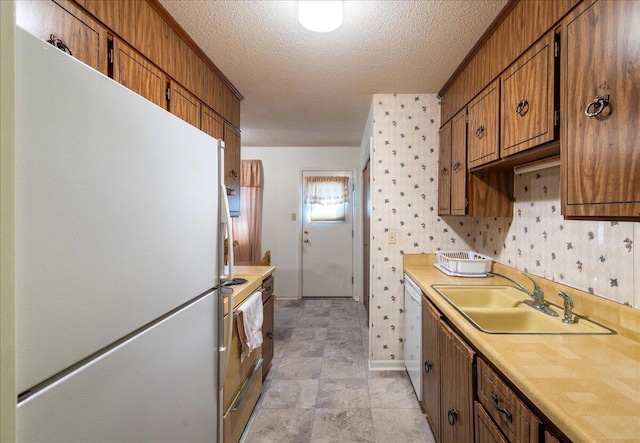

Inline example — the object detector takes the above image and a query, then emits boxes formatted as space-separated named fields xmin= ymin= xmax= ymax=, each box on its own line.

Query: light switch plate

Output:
xmin=388 ymin=230 xmax=396 ymax=244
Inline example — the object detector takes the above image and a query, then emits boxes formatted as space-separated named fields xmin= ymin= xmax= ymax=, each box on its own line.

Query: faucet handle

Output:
xmin=558 ymin=291 xmax=575 ymax=324
xmin=521 ymin=273 xmax=543 ymax=297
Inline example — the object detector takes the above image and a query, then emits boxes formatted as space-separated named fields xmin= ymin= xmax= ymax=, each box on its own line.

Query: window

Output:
xmin=304 ymin=176 xmax=350 ymax=222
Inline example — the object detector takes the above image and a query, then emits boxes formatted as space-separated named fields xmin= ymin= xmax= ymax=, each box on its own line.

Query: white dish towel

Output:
xmin=236 ymin=291 xmax=264 ymax=362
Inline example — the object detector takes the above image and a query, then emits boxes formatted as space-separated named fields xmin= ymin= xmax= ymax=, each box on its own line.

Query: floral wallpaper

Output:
xmin=472 ymin=167 xmax=639 ymax=307
xmin=368 ymin=93 xmax=639 ymax=364
xmin=369 ymin=94 xmax=474 ymax=362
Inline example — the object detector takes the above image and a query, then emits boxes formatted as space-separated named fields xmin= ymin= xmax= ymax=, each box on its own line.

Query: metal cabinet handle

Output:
xmin=447 ymin=408 xmax=458 ymax=425
xmin=452 ymin=161 xmax=461 ymax=171
xmin=491 ymin=391 xmax=513 ymax=422
xmin=267 ymin=331 xmax=273 ymax=339
xmin=585 ymin=94 xmax=610 ymax=117
xmin=47 ymin=34 xmax=73 ymax=55
xmin=303 ymin=238 xmax=309 ymax=243
xmin=231 ymin=358 xmax=263 ymax=412
xmin=424 ymin=360 xmax=432 ymax=373
xmin=515 ymin=98 xmax=529 ymax=115
xmin=474 ymin=125 xmax=485 ymax=138
xmin=231 ymin=169 xmax=238 ymax=179
xmin=440 ymin=167 xmax=448 ymax=176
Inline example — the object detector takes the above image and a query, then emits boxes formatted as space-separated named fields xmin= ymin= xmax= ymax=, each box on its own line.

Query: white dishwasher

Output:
xmin=403 ymin=273 xmax=422 ymax=401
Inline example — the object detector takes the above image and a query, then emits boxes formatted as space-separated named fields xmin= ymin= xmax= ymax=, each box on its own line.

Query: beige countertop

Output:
xmin=404 ymin=254 xmax=640 ymax=443
xmin=222 ymin=266 xmax=276 ymax=316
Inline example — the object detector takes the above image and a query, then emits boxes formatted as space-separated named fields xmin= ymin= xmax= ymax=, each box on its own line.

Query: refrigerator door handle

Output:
xmin=218 ymin=286 xmax=234 ymax=387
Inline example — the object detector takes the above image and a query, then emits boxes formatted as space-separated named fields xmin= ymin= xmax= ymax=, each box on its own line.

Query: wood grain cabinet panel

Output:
xmin=438 ymin=120 xmax=452 ymax=215
xmin=501 ymin=31 xmax=557 ymax=157
xmin=450 ymin=110 xmax=467 ymax=215
xmin=422 ymin=298 xmax=442 ymax=442
xmin=261 ymin=275 xmax=274 ymax=380
xmin=440 ymin=320 xmax=475 ymax=443
xmin=544 ymin=430 xmax=561 ymax=443
xmin=201 ymin=105 xmax=225 ymax=140
xmin=474 ymin=401 xmax=508 ymax=443
xmin=477 ymin=358 xmax=540 ymax=443
xmin=16 ymin=0 xmax=108 ymax=76
xmin=112 ymin=38 xmax=166 ymax=108
xmin=223 ymin=123 xmax=241 ymax=217
xmin=81 ymin=0 xmax=121 ymax=36
xmin=562 ymin=0 xmax=640 ymax=219
xmin=467 ymin=81 xmax=499 ymax=168
xmin=132 ymin=0 xmax=164 ymax=67
xmin=168 ymin=80 xmax=201 ymax=129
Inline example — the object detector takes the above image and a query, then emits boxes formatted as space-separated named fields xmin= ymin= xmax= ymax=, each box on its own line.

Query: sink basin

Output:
xmin=431 ymin=285 xmax=615 ymax=335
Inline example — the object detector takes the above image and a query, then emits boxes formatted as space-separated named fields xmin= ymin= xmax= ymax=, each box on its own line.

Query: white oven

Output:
xmin=403 ymin=273 xmax=422 ymax=401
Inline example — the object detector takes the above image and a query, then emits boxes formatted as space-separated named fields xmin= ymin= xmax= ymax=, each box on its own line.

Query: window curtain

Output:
xmin=303 ymin=176 xmax=350 ymax=205
xmin=232 ymin=160 xmax=263 ymax=264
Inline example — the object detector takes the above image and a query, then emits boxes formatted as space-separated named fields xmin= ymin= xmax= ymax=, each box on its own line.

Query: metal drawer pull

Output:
xmin=491 ymin=391 xmax=513 ymax=422
xmin=475 ymin=125 xmax=485 ymax=138
xmin=585 ymin=94 xmax=610 ymax=117
xmin=231 ymin=357 xmax=264 ymax=412
xmin=452 ymin=161 xmax=461 ymax=171
xmin=515 ymin=98 xmax=529 ymax=115
xmin=447 ymin=407 xmax=458 ymax=425
xmin=424 ymin=360 xmax=433 ymax=373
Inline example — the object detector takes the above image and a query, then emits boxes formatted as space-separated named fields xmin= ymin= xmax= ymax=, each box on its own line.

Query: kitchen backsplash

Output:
xmin=369 ymin=93 xmax=639 ymax=363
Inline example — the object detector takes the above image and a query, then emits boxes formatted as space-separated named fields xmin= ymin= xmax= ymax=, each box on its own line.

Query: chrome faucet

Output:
xmin=558 ymin=291 xmax=575 ymax=324
xmin=487 ymin=271 xmax=559 ymax=317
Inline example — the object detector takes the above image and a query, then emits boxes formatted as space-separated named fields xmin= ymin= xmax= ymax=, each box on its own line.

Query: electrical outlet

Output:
xmin=388 ymin=230 xmax=396 ymax=244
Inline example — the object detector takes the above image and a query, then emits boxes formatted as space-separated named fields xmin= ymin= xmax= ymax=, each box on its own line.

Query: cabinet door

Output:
xmin=440 ymin=320 xmax=475 ymax=443
xmin=450 ymin=110 xmax=467 ymax=215
xmin=501 ymin=31 xmax=557 ymax=157
xmin=422 ymin=298 xmax=442 ymax=442
xmin=201 ymin=105 xmax=225 ymax=140
xmin=223 ymin=123 xmax=242 ymax=217
xmin=467 ymin=81 xmax=499 ymax=168
xmin=562 ymin=0 xmax=640 ymax=218
xmin=112 ymin=38 xmax=166 ymax=108
xmin=16 ymin=0 xmax=108 ymax=76
xmin=474 ymin=402 xmax=508 ymax=443
xmin=168 ymin=80 xmax=201 ymax=129
xmin=82 ymin=0 xmax=120 ymax=36
xmin=438 ymin=121 xmax=452 ymax=215
xmin=262 ymin=294 xmax=274 ymax=380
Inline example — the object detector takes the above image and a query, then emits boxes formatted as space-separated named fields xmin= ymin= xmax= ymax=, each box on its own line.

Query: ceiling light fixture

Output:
xmin=298 ymin=1 xmax=343 ymax=33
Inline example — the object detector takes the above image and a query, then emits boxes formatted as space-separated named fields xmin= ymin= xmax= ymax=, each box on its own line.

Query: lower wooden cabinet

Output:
xmin=422 ymin=297 xmax=442 ymax=441
xmin=261 ymin=274 xmax=275 ymax=380
xmin=474 ymin=401 xmax=508 ymax=443
xmin=440 ymin=320 xmax=476 ymax=443
xmin=477 ymin=358 xmax=540 ymax=443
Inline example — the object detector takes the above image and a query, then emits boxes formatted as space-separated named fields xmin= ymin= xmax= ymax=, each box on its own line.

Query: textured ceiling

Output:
xmin=159 ymin=0 xmax=508 ymax=147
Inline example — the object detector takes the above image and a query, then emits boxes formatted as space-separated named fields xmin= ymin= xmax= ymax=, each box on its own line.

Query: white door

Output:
xmin=301 ymin=170 xmax=354 ymax=298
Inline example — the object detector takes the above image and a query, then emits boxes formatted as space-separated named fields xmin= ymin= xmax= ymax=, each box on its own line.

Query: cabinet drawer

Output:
xmin=262 ymin=274 xmax=274 ymax=303
xmin=477 ymin=359 xmax=540 ymax=443
xmin=474 ymin=401 xmax=508 ymax=443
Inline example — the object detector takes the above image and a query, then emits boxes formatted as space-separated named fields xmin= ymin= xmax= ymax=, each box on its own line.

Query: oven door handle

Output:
xmin=231 ymin=357 xmax=264 ymax=412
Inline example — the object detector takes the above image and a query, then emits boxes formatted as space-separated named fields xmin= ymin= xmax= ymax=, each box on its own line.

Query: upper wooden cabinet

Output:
xmin=561 ymin=0 xmax=640 ymax=219
xmin=439 ymin=110 xmax=467 ymax=216
xmin=501 ymin=31 xmax=557 ymax=157
xmin=16 ymin=0 xmax=108 ymax=76
xmin=201 ymin=105 xmax=225 ymax=140
xmin=168 ymin=80 xmax=201 ymax=129
xmin=223 ymin=123 xmax=241 ymax=217
xmin=467 ymin=80 xmax=499 ymax=169
xmin=112 ymin=37 xmax=166 ymax=108
xmin=438 ymin=120 xmax=452 ymax=215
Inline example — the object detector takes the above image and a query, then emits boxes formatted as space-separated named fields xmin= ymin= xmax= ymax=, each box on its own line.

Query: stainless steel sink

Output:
xmin=431 ymin=285 xmax=615 ymax=335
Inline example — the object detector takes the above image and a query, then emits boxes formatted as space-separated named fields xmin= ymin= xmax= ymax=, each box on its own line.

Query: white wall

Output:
xmin=242 ymin=146 xmax=361 ymax=298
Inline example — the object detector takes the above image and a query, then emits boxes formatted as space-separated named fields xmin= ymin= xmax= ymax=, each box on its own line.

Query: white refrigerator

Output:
xmin=15 ymin=27 xmax=230 ymax=442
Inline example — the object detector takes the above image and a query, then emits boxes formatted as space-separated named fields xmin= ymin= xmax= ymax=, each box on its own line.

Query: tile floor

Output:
xmin=240 ymin=298 xmax=436 ymax=443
